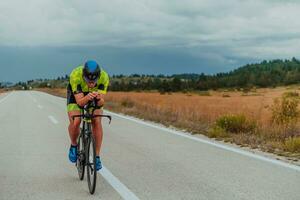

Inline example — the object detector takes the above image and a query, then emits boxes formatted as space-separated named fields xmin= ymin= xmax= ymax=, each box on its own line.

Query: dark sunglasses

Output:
xmin=84 ymin=76 xmax=98 ymax=84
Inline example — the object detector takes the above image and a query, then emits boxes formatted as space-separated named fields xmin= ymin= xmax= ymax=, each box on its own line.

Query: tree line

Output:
xmin=110 ymin=58 xmax=300 ymax=92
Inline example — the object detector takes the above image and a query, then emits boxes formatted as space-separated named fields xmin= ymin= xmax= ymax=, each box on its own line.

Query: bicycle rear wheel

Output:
xmin=76 ymin=133 xmax=85 ymax=180
xmin=86 ymin=135 xmax=97 ymax=194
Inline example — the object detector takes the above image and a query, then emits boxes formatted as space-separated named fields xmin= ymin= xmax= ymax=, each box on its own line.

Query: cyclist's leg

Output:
xmin=91 ymin=109 xmax=103 ymax=156
xmin=67 ymin=108 xmax=81 ymax=146
xmin=67 ymin=84 xmax=82 ymax=145
xmin=67 ymin=104 xmax=82 ymax=162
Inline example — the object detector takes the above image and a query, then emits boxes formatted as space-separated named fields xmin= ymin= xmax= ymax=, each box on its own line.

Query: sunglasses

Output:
xmin=84 ymin=76 xmax=98 ymax=84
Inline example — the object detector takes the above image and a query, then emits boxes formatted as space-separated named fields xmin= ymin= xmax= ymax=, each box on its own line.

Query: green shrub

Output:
xmin=197 ymin=91 xmax=211 ymax=96
xmin=283 ymin=91 xmax=299 ymax=98
xmin=242 ymin=87 xmax=251 ymax=93
xmin=159 ymin=91 xmax=166 ymax=95
xmin=222 ymin=93 xmax=230 ymax=98
xmin=208 ymin=126 xmax=228 ymax=138
xmin=271 ymin=96 xmax=299 ymax=126
xmin=215 ymin=114 xmax=256 ymax=133
xmin=182 ymin=89 xmax=189 ymax=94
xmin=284 ymin=137 xmax=300 ymax=153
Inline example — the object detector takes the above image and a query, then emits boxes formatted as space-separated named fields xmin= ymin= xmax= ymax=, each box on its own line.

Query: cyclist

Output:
xmin=67 ymin=60 xmax=109 ymax=171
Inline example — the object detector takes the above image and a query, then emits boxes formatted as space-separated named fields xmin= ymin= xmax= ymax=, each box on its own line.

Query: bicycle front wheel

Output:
xmin=76 ymin=133 xmax=85 ymax=180
xmin=86 ymin=135 xmax=97 ymax=194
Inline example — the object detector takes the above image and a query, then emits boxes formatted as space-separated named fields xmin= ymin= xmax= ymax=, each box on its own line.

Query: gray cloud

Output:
xmin=1 ymin=1 xmax=299 ymax=54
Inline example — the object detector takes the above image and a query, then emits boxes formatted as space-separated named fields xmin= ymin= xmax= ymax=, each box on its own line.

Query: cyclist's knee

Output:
xmin=92 ymin=109 xmax=102 ymax=126
xmin=68 ymin=111 xmax=81 ymax=128
xmin=92 ymin=119 xmax=102 ymax=127
xmin=72 ymin=118 xmax=81 ymax=128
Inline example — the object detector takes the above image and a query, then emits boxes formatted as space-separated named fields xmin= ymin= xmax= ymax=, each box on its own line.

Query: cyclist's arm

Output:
xmin=96 ymin=72 xmax=109 ymax=95
xmin=95 ymin=73 xmax=109 ymax=106
xmin=93 ymin=92 xmax=105 ymax=107
xmin=69 ymin=70 xmax=96 ymax=107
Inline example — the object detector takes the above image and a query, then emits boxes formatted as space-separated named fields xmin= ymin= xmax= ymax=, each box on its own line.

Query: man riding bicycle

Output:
xmin=67 ymin=60 xmax=109 ymax=171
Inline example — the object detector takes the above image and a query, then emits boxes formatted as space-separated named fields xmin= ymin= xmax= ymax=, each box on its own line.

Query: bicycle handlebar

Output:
xmin=72 ymin=114 xmax=112 ymax=124
xmin=72 ymin=98 xmax=112 ymax=124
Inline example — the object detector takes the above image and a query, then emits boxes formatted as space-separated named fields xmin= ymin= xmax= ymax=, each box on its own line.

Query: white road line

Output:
xmin=105 ymin=110 xmax=300 ymax=172
xmin=0 ymin=92 xmax=11 ymax=104
xmin=100 ymin=166 xmax=140 ymax=200
xmin=48 ymin=115 xmax=58 ymax=124
xmin=37 ymin=105 xmax=43 ymax=109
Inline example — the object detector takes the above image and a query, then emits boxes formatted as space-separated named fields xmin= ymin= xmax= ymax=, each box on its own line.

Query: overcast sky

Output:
xmin=1 ymin=0 xmax=300 ymax=82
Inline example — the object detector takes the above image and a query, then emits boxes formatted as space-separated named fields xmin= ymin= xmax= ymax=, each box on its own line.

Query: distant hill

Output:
xmin=110 ymin=58 xmax=300 ymax=91
xmin=0 ymin=82 xmax=14 ymax=88
xmin=213 ymin=58 xmax=300 ymax=88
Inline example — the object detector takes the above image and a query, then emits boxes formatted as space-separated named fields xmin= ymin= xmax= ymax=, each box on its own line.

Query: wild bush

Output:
xmin=222 ymin=93 xmax=230 ymax=98
xmin=284 ymin=137 xmax=300 ymax=153
xmin=215 ymin=114 xmax=256 ymax=134
xmin=283 ymin=91 xmax=299 ymax=98
xmin=197 ymin=91 xmax=211 ymax=96
xmin=207 ymin=126 xmax=228 ymax=138
xmin=271 ymin=96 xmax=299 ymax=126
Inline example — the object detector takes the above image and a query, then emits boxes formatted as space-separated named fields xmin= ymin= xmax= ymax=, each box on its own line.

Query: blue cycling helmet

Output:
xmin=83 ymin=60 xmax=101 ymax=82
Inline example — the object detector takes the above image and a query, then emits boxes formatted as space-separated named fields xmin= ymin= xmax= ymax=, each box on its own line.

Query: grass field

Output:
xmin=106 ymin=89 xmax=276 ymax=125
xmin=36 ymin=88 xmax=67 ymax=98
xmin=36 ymin=87 xmax=300 ymax=159
xmin=0 ymin=89 xmax=7 ymax=94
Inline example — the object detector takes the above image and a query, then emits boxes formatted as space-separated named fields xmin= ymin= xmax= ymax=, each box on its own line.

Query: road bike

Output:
xmin=72 ymin=100 xmax=111 ymax=194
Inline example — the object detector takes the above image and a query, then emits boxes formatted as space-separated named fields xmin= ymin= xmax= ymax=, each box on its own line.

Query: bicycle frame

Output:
xmin=73 ymin=99 xmax=112 ymax=163
xmin=72 ymin=99 xmax=112 ymax=194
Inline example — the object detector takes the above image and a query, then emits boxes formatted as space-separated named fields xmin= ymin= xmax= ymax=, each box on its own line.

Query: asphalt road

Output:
xmin=0 ymin=91 xmax=299 ymax=200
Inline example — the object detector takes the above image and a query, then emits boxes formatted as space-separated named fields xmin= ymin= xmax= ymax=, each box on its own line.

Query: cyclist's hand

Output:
xmin=92 ymin=92 xmax=105 ymax=106
xmin=87 ymin=93 xmax=97 ymax=100
xmin=92 ymin=92 xmax=102 ymax=100
xmin=92 ymin=91 xmax=99 ymax=98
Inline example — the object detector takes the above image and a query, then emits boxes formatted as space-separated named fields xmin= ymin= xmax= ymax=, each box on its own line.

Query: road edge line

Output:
xmin=0 ymin=92 xmax=12 ymax=104
xmin=100 ymin=166 xmax=140 ymax=200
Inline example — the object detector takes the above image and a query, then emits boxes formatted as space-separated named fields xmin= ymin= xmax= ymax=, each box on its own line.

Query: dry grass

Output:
xmin=0 ymin=89 xmax=8 ymax=94
xmin=105 ymin=88 xmax=300 ymax=159
xmin=284 ymin=137 xmax=300 ymax=153
xmin=36 ymin=88 xmax=67 ymax=98
xmin=37 ymin=87 xmax=300 ymax=159
xmin=106 ymin=88 xmax=284 ymax=125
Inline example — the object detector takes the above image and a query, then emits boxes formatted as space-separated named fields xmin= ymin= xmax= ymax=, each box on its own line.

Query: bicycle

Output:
xmin=72 ymin=99 xmax=112 ymax=194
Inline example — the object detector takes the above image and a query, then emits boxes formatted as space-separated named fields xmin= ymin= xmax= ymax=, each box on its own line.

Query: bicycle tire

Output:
xmin=86 ymin=134 xmax=97 ymax=194
xmin=76 ymin=133 xmax=85 ymax=180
